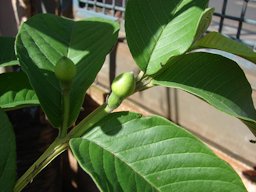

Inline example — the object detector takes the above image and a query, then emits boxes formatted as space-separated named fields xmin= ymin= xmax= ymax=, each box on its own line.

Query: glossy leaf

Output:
xmin=125 ymin=0 xmax=209 ymax=75
xmin=0 ymin=108 xmax=16 ymax=191
xmin=0 ymin=72 xmax=39 ymax=110
xmin=153 ymin=52 xmax=256 ymax=136
xmin=191 ymin=32 xmax=256 ymax=63
xmin=16 ymin=14 xmax=119 ymax=128
xmin=0 ymin=37 xmax=19 ymax=66
xmin=70 ymin=112 xmax=246 ymax=192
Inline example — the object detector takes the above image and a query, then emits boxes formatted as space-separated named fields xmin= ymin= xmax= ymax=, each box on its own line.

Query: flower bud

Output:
xmin=54 ymin=56 xmax=76 ymax=82
xmin=107 ymin=72 xmax=136 ymax=110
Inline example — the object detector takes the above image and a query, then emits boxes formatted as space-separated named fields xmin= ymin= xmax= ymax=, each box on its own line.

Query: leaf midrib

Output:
xmin=143 ymin=0 xmax=182 ymax=73
xmin=87 ymin=139 xmax=160 ymax=192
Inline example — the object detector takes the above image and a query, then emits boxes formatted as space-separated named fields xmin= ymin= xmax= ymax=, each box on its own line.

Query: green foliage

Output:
xmin=152 ymin=52 xmax=256 ymax=136
xmin=16 ymin=14 xmax=119 ymax=128
xmin=125 ymin=0 xmax=209 ymax=75
xmin=125 ymin=0 xmax=256 ymax=137
xmin=70 ymin=112 xmax=246 ymax=192
xmin=1 ymin=0 xmax=256 ymax=191
xmin=0 ymin=72 xmax=39 ymax=110
xmin=0 ymin=109 xmax=16 ymax=191
xmin=191 ymin=32 xmax=256 ymax=63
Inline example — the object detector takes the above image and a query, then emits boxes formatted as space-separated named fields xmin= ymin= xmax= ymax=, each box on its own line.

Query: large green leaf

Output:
xmin=0 ymin=37 xmax=19 ymax=67
xmin=16 ymin=14 xmax=119 ymax=128
xmin=70 ymin=112 xmax=246 ymax=192
xmin=0 ymin=108 xmax=16 ymax=191
xmin=0 ymin=72 xmax=39 ymax=110
xmin=153 ymin=52 xmax=256 ymax=136
xmin=125 ymin=0 xmax=209 ymax=75
xmin=191 ymin=32 xmax=256 ymax=63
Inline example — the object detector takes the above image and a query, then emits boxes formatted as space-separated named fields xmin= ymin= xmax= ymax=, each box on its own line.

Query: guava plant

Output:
xmin=1 ymin=0 xmax=256 ymax=191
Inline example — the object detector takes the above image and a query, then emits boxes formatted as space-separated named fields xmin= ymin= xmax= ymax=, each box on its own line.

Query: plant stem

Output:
xmin=135 ymin=75 xmax=154 ymax=92
xmin=137 ymin=71 xmax=145 ymax=81
xmin=68 ymin=103 xmax=112 ymax=138
xmin=13 ymin=138 xmax=69 ymax=192
xmin=59 ymin=89 xmax=70 ymax=138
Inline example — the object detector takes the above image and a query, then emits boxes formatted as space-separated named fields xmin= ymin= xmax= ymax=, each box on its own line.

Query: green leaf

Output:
xmin=0 ymin=37 xmax=19 ymax=67
xmin=125 ymin=0 xmax=209 ymax=75
xmin=70 ymin=112 xmax=246 ymax=192
xmin=194 ymin=8 xmax=214 ymax=41
xmin=16 ymin=14 xmax=119 ymax=128
xmin=0 ymin=108 xmax=16 ymax=191
xmin=0 ymin=72 xmax=39 ymax=110
xmin=153 ymin=52 xmax=256 ymax=136
xmin=191 ymin=32 xmax=256 ymax=63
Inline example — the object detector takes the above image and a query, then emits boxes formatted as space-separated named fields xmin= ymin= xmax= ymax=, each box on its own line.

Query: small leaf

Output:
xmin=16 ymin=14 xmax=119 ymax=128
xmin=0 ymin=37 xmax=19 ymax=67
xmin=153 ymin=52 xmax=256 ymax=136
xmin=191 ymin=32 xmax=256 ymax=63
xmin=0 ymin=108 xmax=16 ymax=191
xmin=70 ymin=112 xmax=246 ymax=192
xmin=125 ymin=0 xmax=209 ymax=75
xmin=0 ymin=72 xmax=39 ymax=110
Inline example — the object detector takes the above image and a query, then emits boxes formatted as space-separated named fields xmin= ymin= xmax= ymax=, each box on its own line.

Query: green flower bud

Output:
xmin=54 ymin=56 xmax=76 ymax=82
xmin=107 ymin=72 xmax=136 ymax=110
xmin=111 ymin=72 xmax=136 ymax=98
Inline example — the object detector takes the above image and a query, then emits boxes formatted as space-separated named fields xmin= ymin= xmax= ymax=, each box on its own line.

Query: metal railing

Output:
xmin=210 ymin=0 xmax=256 ymax=48
xmin=73 ymin=0 xmax=126 ymax=21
